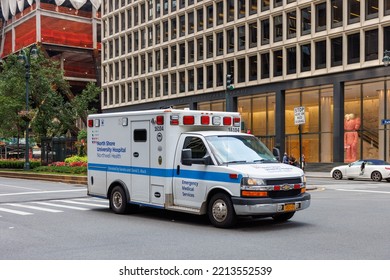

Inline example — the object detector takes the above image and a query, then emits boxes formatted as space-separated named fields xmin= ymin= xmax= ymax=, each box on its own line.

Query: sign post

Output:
xmin=294 ymin=107 xmax=306 ymax=169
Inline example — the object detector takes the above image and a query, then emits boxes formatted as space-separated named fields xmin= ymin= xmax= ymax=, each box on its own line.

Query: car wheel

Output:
xmin=110 ymin=186 xmax=128 ymax=214
xmin=272 ymin=212 xmax=295 ymax=222
xmin=332 ymin=170 xmax=343 ymax=180
xmin=371 ymin=171 xmax=382 ymax=182
xmin=208 ymin=193 xmax=237 ymax=228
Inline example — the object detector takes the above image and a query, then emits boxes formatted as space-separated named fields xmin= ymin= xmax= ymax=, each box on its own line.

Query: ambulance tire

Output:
xmin=110 ymin=186 xmax=130 ymax=214
xmin=208 ymin=193 xmax=237 ymax=228
xmin=272 ymin=211 xmax=295 ymax=222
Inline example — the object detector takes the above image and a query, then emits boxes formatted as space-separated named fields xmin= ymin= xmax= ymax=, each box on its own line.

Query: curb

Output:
xmin=0 ymin=171 xmax=87 ymax=185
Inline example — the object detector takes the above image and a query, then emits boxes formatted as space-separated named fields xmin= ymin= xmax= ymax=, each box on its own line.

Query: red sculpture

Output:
xmin=344 ymin=113 xmax=360 ymax=162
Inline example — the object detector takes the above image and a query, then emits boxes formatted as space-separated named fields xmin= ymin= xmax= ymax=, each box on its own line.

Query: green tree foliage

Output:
xmin=0 ymin=48 xmax=100 ymax=142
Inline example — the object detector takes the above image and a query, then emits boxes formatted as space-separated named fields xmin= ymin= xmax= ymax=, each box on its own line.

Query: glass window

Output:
xmin=127 ymin=58 xmax=132 ymax=77
xmin=188 ymin=40 xmax=195 ymax=63
xmin=348 ymin=33 xmax=360 ymax=64
xmin=217 ymin=1 xmax=224 ymax=25
xmin=179 ymin=0 xmax=186 ymax=9
xmin=207 ymin=65 xmax=213 ymax=88
xmin=238 ymin=0 xmax=246 ymax=19
xmin=148 ymin=0 xmax=153 ymax=20
xmin=261 ymin=18 xmax=270 ymax=45
xmin=216 ymin=63 xmax=223 ymax=87
xmin=227 ymin=0 xmax=235 ymax=22
xmin=163 ymin=48 xmax=168 ymax=69
xmin=179 ymin=71 xmax=185 ymax=93
xmin=315 ymin=40 xmax=326 ymax=69
xmin=348 ymin=0 xmax=360 ymax=24
xmin=226 ymin=60 xmax=235 ymax=83
xmin=127 ymin=83 xmax=132 ymax=102
xmin=301 ymin=6 xmax=311 ymax=36
xmin=148 ymin=52 xmax=153 ymax=72
xmin=273 ymin=15 xmax=283 ymax=42
xmin=365 ymin=29 xmax=378 ymax=61
xmin=179 ymin=43 xmax=185 ymax=65
xmin=384 ymin=26 xmax=390 ymax=52
xmin=216 ymin=32 xmax=224 ymax=56
xmin=331 ymin=0 xmax=343 ymax=28
xmin=197 ymin=67 xmax=204 ymax=90
xmin=331 ymin=37 xmax=343 ymax=67
xmin=163 ymin=21 xmax=169 ymax=42
xmin=171 ymin=44 xmax=177 ymax=67
xmin=249 ymin=55 xmax=257 ymax=81
xmin=155 ymin=24 xmax=161 ymax=44
xmin=250 ymin=0 xmax=257 ymax=15
xmin=197 ymin=8 xmax=204 ymax=31
xmin=386 ymin=0 xmax=390 ymax=16
xmin=171 ymin=17 xmax=177 ymax=39
xmin=155 ymin=1 xmax=161 ymax=18
xmin=197 ymin=37 xmax=204 ymax=60
xmin=273 ymin=50 xmax=283 ymax=77
xmin=141 ymin=54 xmax=146 ymax=74
xmin=366 ymin=0 xmax=378 ymax=20
xmin=287 ymin=10 xmax=296 ymax=39
xmin=227 ymin=29 xmax=234 ymax=53
xmin=274 ymin=0 xmax=282 ymax=8
xmin=238 ymin=25 xmax=246 ymax=51
xmin=207 ymin=5 xmax=213 ymax=28
xmin=179 ymin=15 xmax=185 ymax=37
xmin=287 ymin=46 xmax=296 ymax=74
xmin=155 ymin=76 xmax=161 ymax=97
xmin=315 ymin=2 xmax=326 ymax=32
xmin=301 ymin=43 xmax=311 ymax=72
xmin=249 ymin=22 xmax=257 ymax=48
xmin=134 ymin=56 xmax=139 ymax=75
xmin=163 ymin=0 xmax=169 ymax=15
xmin=141 ymin=80 xmax=146 ymax=100
xmin=261 ymin=52 xmax=270 ymax=79
xmin=261 ymin=0 xmax=270 ymax=12
xmin=238 ymin=58 xmax=246 ymax=83
xmin=188 ymin=68 xmax=195 ymax=91
xmin=171 ymin=72 xmax=177 ymax=94
xmin=156 ymin=49 xmax=161 ymax=70
xmin=172 ymin=0 xmax=177 ymax=12
xmin=134 ymin=81 xmax=139 ymax=100
xmin=188 ymin=12 xmax=194 ymax=34
xmin=163 ymin=75 xmax=168 ymax=96
xmin=207 ymin=35 xmax=213 ymax=58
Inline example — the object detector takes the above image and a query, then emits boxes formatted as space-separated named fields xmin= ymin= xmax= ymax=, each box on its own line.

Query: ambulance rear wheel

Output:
xmin=110 ymin=186 xmax=128 ymax=214
xmin=208 ymin=193 xmax=237 ymax=228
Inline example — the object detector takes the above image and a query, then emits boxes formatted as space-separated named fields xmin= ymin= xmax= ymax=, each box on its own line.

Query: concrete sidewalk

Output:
xmin=304 ymin=171 xmax=331 ymax=178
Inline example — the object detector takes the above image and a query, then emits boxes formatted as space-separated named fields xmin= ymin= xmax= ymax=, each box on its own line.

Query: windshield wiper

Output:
xmin=223 ymin=160 xmax=247 ymax=164
xmin=253 ymin=159 xmax=277 ymax=163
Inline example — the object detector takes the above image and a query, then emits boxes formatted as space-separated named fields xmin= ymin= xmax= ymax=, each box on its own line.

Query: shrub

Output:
xmin=64 ymin=155 xmax=88 ymax=164
xmin=0 ymin=160 xmax=41 ymax=169
xmin=33 ymin=165 xmax=87 ymax=174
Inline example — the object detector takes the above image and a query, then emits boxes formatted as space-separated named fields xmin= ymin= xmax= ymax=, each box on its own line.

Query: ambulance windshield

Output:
xmin=205 ymin=135 xmax=278 ymax=165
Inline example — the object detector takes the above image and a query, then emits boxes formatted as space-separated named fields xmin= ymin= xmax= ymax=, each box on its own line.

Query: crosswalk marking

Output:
xmin=57 ymin=200 xmax=108 ymax=207
xmin=0 ymin=198 xmax=109 ymax=217
xmin=0 ymin=207 xmax=33 ymax=215
xmin=33 ymin=202 xmax=89 ymax=211
xmin=6 ymin=203 xmax=63 ymax=213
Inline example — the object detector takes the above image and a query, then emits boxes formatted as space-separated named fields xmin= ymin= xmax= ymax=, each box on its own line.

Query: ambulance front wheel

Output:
xmin=208 ymin=193 xmax=237 ymax=228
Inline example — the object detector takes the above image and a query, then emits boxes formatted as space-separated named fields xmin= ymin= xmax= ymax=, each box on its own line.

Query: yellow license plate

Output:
xmin=284 ymin=203 xmax=296 ymax=212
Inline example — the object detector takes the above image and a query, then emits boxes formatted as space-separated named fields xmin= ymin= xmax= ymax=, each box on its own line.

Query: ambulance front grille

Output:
xmin=265 ymin=177 xmax=302 ymax=185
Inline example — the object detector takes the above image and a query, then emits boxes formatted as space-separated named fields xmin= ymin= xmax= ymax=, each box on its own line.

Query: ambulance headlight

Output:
xmin=241 ymin=177 xmax=266 ymax=188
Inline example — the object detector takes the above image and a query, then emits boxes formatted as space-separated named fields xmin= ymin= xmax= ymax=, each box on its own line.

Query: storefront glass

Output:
xmin=344 ymin=79 xmax=390 ymax=162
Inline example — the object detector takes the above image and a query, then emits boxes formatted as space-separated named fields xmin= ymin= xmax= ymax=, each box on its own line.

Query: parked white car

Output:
xmin=331 ymin=159 xmax=390 ymax=182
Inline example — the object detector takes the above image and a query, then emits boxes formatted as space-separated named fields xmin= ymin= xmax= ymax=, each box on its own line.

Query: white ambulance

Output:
xmin=87 ymin=109 xmax=310 ymax=228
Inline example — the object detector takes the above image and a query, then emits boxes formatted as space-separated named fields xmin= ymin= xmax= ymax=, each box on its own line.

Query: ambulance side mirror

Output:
xmin=272 ymin=147 xmax=280 ymax=161
xmin=182 ymin=149 xmax=193 ymax=166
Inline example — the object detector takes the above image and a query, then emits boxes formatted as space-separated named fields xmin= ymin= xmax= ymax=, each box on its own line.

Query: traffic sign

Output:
xmin=381 ymin=119 xmax=390 ymax=125
xmin=294 ymin=106 xmax=306 ymax=125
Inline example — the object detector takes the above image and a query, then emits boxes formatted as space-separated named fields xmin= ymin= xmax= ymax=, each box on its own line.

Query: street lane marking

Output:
xmin=6 ymin=203 xmax=63 ymax=213
xmin=0 ymin=207 xmax=33 ymax=215
xmin=0 ymin=189 xmax=85 ymax=197
xmin=336 ymin=189 xmax=390 ymax=194
xmin=33 ymin=202 xmax=89 ymax=211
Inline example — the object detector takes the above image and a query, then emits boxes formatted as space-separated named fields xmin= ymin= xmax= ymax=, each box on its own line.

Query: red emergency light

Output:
xmin=201 ymin=115 xmax=210 ymax=125
xmin=223 ymin=117 xmax=232 ymax=126
xmin=183 ymin=115 xmax=195 ymax=125
xmin=156 ymin=115 xmax=164 ymax=125
xmin=88 ymin=119 xmax=94 ymax=127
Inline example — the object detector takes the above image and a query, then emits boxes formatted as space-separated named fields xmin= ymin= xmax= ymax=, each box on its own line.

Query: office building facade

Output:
xmin=102 ymin=0 xmax=390 ymax=164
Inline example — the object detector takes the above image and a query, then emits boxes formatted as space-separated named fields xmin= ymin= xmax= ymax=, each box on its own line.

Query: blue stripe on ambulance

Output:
xmin=88 ymin=163 xmax=242 ymax=183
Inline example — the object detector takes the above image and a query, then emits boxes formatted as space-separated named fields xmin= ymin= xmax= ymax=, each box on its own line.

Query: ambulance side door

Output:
xmin=172 ymin=135 xmax=210 ymax=208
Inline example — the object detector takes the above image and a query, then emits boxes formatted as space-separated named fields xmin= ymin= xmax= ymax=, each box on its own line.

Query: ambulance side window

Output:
xmin=134 ymin=129 xmax=147 ymax=142
xmin=183 ymin=137 xmax=207 ymax=159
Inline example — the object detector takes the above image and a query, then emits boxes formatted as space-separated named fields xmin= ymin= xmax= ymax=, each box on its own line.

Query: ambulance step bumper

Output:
xmin=232 ymin=193 xmax=311 ymax=215
xmin=166 ymin=205 xmax=201 ymax=215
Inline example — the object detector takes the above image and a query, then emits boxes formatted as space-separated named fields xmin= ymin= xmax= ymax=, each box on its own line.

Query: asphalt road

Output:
xmin=0 ymin=176 xmax=390 ymax=260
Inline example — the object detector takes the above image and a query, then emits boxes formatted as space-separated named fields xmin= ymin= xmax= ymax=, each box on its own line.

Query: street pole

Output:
xmin=24 ymin=63 xmax=30 ymax=170
xmin=299 ymin=124 xmax=302 ymax=169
